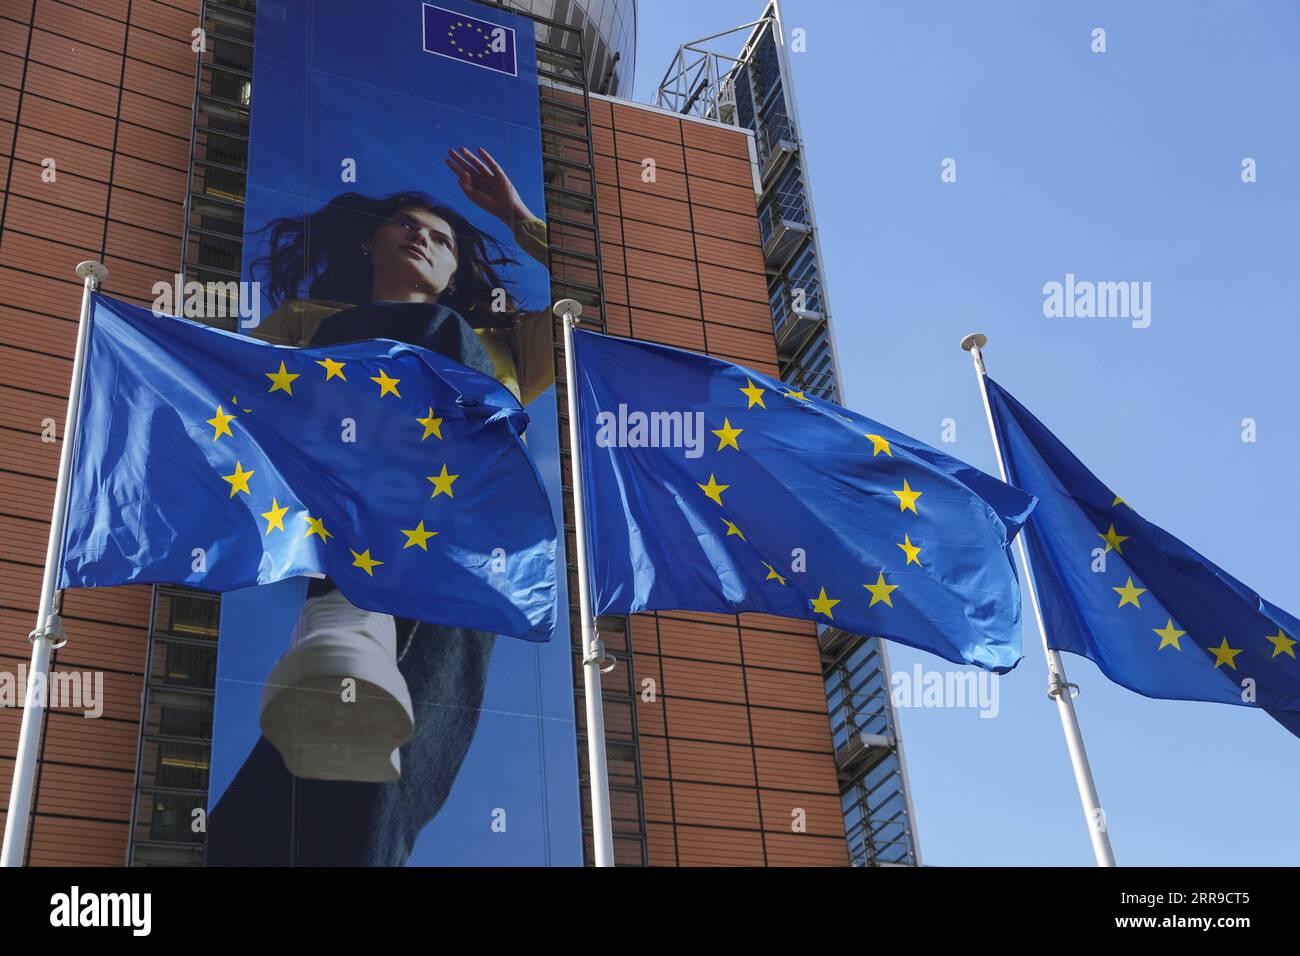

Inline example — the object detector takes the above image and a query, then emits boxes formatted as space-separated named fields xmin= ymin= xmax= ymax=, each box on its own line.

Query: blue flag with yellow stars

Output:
xmin=59 ymin=294 xmax=557 ymax=642
xmin=572 ymin=329 xmax=1037 ymax=672
xmin=984 ymin=376 xmax=1300 ymax=729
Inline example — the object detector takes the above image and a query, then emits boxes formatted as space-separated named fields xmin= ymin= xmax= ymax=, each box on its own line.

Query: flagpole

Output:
xmin=555 ymin=298 xmax=617 ymax=867
xmin=2 ymin=261 xmax=108 ymax=867
xmin=961 ymin=332 xmax=1117 ymax=867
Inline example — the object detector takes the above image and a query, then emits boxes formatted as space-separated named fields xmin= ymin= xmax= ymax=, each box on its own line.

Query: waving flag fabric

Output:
xmin=985 ymin=375 xmax=1300 ymax=727
xmin=60 ymin=293 xmax=557 ymax=641
xmin=572 ymin=329 xmax=1037 ymax=672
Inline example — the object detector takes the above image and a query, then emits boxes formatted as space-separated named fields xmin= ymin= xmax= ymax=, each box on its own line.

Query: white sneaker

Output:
xmin=259 ymin=589 xmax=414 ymax=783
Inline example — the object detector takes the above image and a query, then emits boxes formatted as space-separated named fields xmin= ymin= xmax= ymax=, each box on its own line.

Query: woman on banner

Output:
xmin=207 ymin=147 xmax=555 ymax=866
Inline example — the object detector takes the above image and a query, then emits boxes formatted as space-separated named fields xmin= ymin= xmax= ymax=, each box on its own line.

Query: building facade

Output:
xmin=0 ymin=0 xmax=915 ymax=866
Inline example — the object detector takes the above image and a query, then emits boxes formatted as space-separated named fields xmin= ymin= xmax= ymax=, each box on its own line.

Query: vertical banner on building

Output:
xmin=206 ymin=0 xmax=582 ymax=865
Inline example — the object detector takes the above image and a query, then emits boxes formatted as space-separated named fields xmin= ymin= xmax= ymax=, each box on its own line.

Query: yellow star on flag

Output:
xmin=864 ymin=571 xmax=898 ymax=607
xmin=783 ymin=389 xmax=807 ymax=402
xmin=897 ymin=535 xmax=922 ymax=566
xmin=722 ymin=518 xmax=746 ymax=541
xmin=401 ymin=520 xmax=439 ymax=551
xmin=740 ymin=379 xmax=766 ymax=409
xmin=371 ymin=368 xmax=401 ymax=398
xmin=810 ymin=586 xmax=840 ymax=619
xmin=697 ymin=474 xmax=729 ymax=506
xmin=762 ymin=561 xmax=786 ymax=585
xmin=893 ymin=479 xmax=922 ymax=514
xmin=1153 ymin=618 xmax=1185 ymax=651
xmin=351 ymin=548 xmax=383 ymax=576
xmin=1265 ymin=628 xmax=1296 ymax=659
xmin=417 ymin=407 xmax=444 ymax=441
xmin=206 ymin=405 xmax=235 ymax=442
xmin=260 ymin=498 xmax=289 ymax=535
xmin=1112 ymin=495 xmax=1127 ymax=507
xmin=427 ymin=464 xmax=459 ymax=498
xmin=1113 ymin=577 xmax=1146 ymax=609
xmin=712 ymin=418 xmax=743 ymax=452
xmin=316 ymin=357 xmax=347 ymax=381
xmin=303 ymin=515 xmax=332 ymax=542
xmin=865 ymin=434 xmax=892 ymax=457
xmin=222 ymin=461 xmax=254 ymax=498
xmin=266 ymin=361 xmax=299 ymax=395
xmin=1207 ymin=637 xmax=1244 ymax=670
xmin=1098 ymin=524 xmax=1129 ymax=554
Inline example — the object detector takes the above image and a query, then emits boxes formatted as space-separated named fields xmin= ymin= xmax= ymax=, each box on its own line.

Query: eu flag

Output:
xmin=60 ymin=294 xmax=557 ymax=641
xmin=985 ymin=376 xmax=1300 ymax=726
xmin=422 ymin=3 xmax=518 ymax=77
xmin=572 ymin=330 xmax=1037 ymax=672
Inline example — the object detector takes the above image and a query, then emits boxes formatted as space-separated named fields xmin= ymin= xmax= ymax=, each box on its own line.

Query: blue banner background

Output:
xmin=207 ymin=0 xmax=581 ymax=866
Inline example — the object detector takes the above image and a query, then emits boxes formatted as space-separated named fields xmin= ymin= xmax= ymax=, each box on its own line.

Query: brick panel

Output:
xmin=675 ymin=826 xmax=764 ymax=867
xmin=31 ymin=712 xmax=140 ymax=772
xmin=684 ymin=147 xmax=755 ymax=187
xmin=26 ymin=816 xmax=128 ymax=866
xmin=0 ymin=20 xmax=30 ymax=59
xmin=740 ymin=627 xmax=822 ymax=672
xmin=646 ymin=822 xmax=675 ymax=866
xmin=660 ymin=657 xmax=746 ymax=704
xmin=16 ymin=95 xmax=117 ymax=150
xmin=701 ymin=291 xmax=772 ymax=332
xmin=764 ymin=832 xmax=851 ymax=867
xmin=755 ymin=747 xmax=841 ymax=794
xmin=0 ymin=468 xmax=56 ymax=523
xmin=760 ymin=789 xmax=848 ymax=839
xmin=0 ymin=422 xmax=60 ymax=478
xmin=681 ymin=120 xmax=753 ymax=159
xmin=611 ymin=103 xmax=681 ymax=144
xmin=663 ymin=698 xmax=751 ymax=746
xmin=130 ymin=0 xmax=201 ymax=40
xmin=33 ymin=4 xmax=127 ymax=53
xmin=672 ymin=781 xmax=761 ymax=829
xmin=620 ymin=217 xmax=695 ymax=260
xmin=127 ymin=23 xmax=195 ymax=75
xmin=28 ymin=27 xmax=122 ymax=86
xmin=613 ymin=129 xmax=685 ymax=169
xmin=702 ymin=324 xmax=779 ymax=368
xmin=666 ymin=739 xmax=756 ymax=786
xmin=626 ymin=276 xmax=700 ymax=320
xmin=689 ymin=204 xmax=763 ymax=246
xmin=13 ymin=126 xmax=115 ymax=182
xmin=0 ymin=304 xmax=76 ymax=357
xmin=624 ymin=246 xmax=697 ymax=290
xmin=7 ymin=157 xmax=111 ymax=218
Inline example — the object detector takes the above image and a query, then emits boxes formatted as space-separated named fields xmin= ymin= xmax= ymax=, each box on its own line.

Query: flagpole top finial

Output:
xmin=76 ymin=261 xmax=108 ymax=285
xmin=960 ymin=332 xmax=988 ymax=352
xmin=552 ymin=298 xmax=583 ymax=321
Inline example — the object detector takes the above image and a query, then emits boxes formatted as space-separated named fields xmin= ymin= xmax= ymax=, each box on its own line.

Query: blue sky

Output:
xmin=635 ymin=0 xmax=1300 ymax=865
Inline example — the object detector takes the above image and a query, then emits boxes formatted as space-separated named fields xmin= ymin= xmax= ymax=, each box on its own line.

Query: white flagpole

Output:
xmin=555 ymin=298 xmax=616 ymax=867
xmin=961 ymin=332 xmax=1117 ymax=867
xmin=2 ymin=261 xmax=108 ymax=867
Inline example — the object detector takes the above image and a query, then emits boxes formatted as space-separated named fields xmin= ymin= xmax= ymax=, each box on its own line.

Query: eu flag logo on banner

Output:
xmin=60 ymin=294 xmax=557 ymax=642
xmin=422 ymin=3 xmax=518 ymax=76
xmin=572 ymin=330 xmax=1037 ymax=672
xmin=984 ymin=376 xmax=1300 ymax=730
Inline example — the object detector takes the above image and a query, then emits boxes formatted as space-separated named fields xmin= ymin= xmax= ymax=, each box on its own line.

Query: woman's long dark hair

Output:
xmin=250 ymin=191 xmax=525 ymax=328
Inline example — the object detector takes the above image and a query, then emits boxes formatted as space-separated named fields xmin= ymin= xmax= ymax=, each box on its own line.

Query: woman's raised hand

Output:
xmin=445 ymin=146 xmax=535 ymax=227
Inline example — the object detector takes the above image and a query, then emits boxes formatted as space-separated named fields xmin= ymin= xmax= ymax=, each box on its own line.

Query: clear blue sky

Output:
xmin=634 ymin=0 xmax=1300 ymax=865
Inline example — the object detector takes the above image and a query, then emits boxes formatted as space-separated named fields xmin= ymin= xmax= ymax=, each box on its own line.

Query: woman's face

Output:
xmin=365 ymin=206 xmax=458 ymax=302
